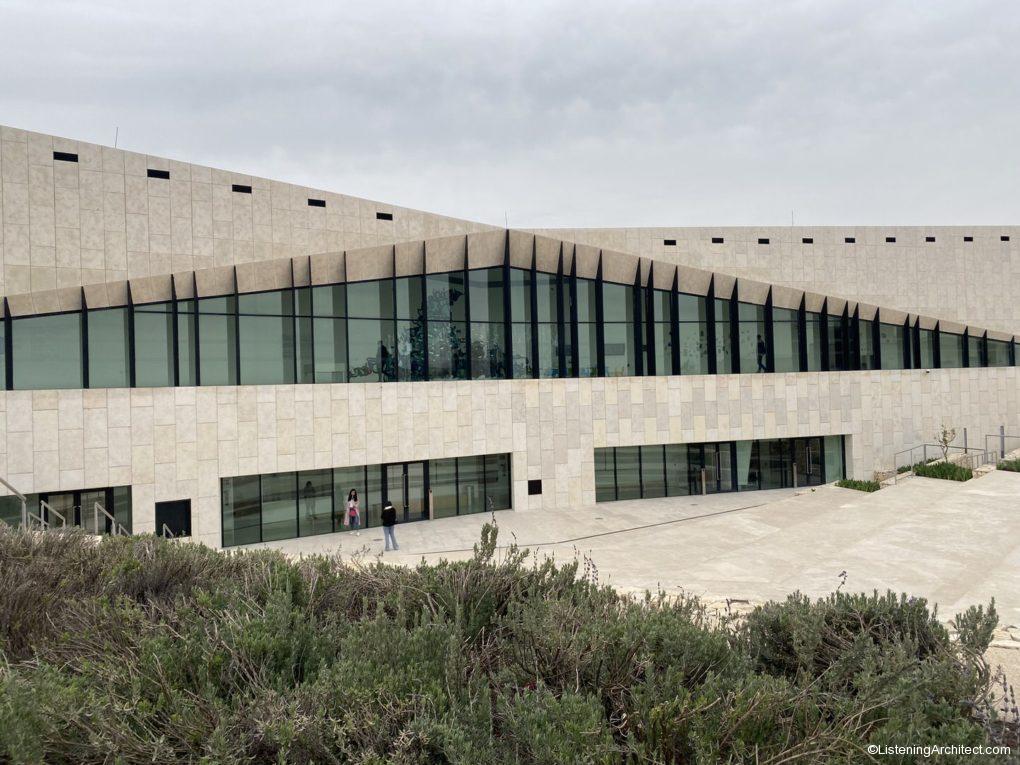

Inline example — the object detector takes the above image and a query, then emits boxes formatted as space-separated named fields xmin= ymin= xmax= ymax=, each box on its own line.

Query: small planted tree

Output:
xmin=935 ymin=423 xmax=957 ymax=463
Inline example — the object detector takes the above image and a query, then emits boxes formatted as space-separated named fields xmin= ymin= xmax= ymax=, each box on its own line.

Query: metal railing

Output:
xmin=891 ymin=443 xmax=996 ymax=483
xmin=0 ymin=477 xmax=28 ymax=528
xmin=29 ymin=499 xmax=68 ymax=531
xmin=984 ymin=432 xmax=1020 ymax=462
xmin=161 ymin=523 xmax=175 ymax=539
xmin=89 ymin=502 xmax=130 ymax=537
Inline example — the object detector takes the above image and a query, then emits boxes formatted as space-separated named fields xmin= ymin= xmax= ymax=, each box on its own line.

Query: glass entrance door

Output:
xmin=383 ymin=462 xmax=427 ymax=523
xmin=40 ymin=488 xmax=115 ymax=531
xmin=793 ymin=437 xmax=823 ymax=487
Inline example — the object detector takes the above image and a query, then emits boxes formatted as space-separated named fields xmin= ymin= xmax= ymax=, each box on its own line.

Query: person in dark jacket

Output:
xmin=756 ymin=334 xmax=767 ymax=372
xmin=381 ymin=501 xmax=399 ymax=552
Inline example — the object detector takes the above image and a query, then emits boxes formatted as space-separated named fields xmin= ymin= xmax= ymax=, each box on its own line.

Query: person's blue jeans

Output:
xmin=383 ymin=526 xmax=399 ymax=551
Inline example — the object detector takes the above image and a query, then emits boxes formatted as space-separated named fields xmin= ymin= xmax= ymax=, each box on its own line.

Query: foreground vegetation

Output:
xmin=0 ymin=525 xmax=1016 ymax=763
xmin=913 ymin=461 xmax=974 ymax=482
xmin=835 ymin=478 xmax=881 ymax=492
xmin=997 ymin=458 xmax=1020 ymax=473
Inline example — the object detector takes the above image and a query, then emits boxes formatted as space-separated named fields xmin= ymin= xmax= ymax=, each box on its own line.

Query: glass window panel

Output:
xmin=827 ymin=317 xmax=847 ymax=371
xmin=823 ymin=436 xmax=844 ymax=482
xmin=879 ymin=323 xmax=905 ymax=370
xmin=760 ymin=439 xmax=790 ymax=489
xmin=576 ymin=279 xmax=597 ymax=323
xmin=312 ymin=284 xmax=346 ymax=317
xmin=260 ymin=472 xmax=296 ymax=542
xmin=298 ymin=469 xmax=332 ymax=537
xmin=738 ymin=303 xmax=767 ymax=373
xmin=537 ymin=322 xmax=560 ymax=378
xmin=602 ymin=282 xmax=633 ymax=323
xmin=347 ymin=318 xmax=396 ymax=382
xmin=859 ymin=319 xmax=877 ymax=370
xmin=426 ymin=272 xmax=466 ymax=322
xmin=919 ymin=329 xmax=935 ymax=369
xmin=87 ymin=307 xmax=130 ymax=388
xmin=714 ymin=299 xmax=732 ymax=374
xmin=988 ymin=339 xmax=1011 ymax=367
xmin=509 ymin=269 xmax=532 ymax=322
xmin=577 ymin=323 xmax=598 ymax=377
xmin=428 ymin=321 xmax=468 ymax=380
xmin=347 ymin=280 xmax=393 ymax=319
xmin=198 ymin=311 xmax=237 ymax=386
xmin=333 ymin=466 xmax=365 ymax=532
xmin=12 ymin=312 xmax=82 ymax=390
xmin=468 ymin=268 xmax=504 ymax=323
xmin=665 ymin=444 xmax=690 ymax=497
xmin=678 ymin=321 xmax=709 ymax=375
xmin=678 ymin=293 xmax=706 ymax=323
xmin=363 ymin=465 xmax=383 ymax=528
xmin=736 ymin=440 xmax=759 ymax=491
xmin=457 ymin=455 xmax=485 ymax=515
xmin=595 ymin=448 xmax=616 ymax=502
xmin=805 ymin=313 xmax=824 ymax=372
xmin=640 ymin=446 xmax=665 ymax=498
xmin=615 ymin=447 xmax=641 ymax=500
xmin=773 ymin=308 xmax=800 ymax=373
xmin=939 ymin=332 xmax=963 ymax=369
xmin=534 ymin=272 xmax=558 ymax=323
xmin=199 ymin=296 xmax=234 ymax=315
xmin=603 ymin=323 xmax=636 ymax=377
xmin=470 ymin=322 xmax=505 ymax=379
xmin=511 ymin=322 xmax=533 ymax=378
xmin=395 ymin=276 xmax=423 ymax=321
xmin=221 ymin=475 xmax=261 ymax=547
xmin=239 ymin=314 xmax=294 ymax=385
xmin=238 ymin=289 xmax=292 ymax=316
xmin=177 ymin=300 xmax=197 ymax=386
xmin=429 ymin=458 xmax=458 ymax=519
xmin=111 ymin=485 xmax=132 ymax=534
xmin=396 ymin=319 xmax=427 ymax=381
xmin=134 ymin=303 xmax=174 ymax=387
xmin=312 ymin=317 xmax=347 ymax=383
xmin=296 ymin=317 xmax=314 ymax=384
xmin=654 ymin=322 xmax=673 ymax=375
xmin=652 ymin=291 xmax=671 ymax=322
xmin=485 ymin=453 xmax=512 ymax=511
xmin=295 ymin=287 xmax=313 ymax=317
xmin=0 ymin=320 xmax=5 ymax=390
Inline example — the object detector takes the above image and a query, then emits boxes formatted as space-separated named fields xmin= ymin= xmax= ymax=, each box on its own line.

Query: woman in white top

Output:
xmin=345 ymin=488 xmax=361 ymax=535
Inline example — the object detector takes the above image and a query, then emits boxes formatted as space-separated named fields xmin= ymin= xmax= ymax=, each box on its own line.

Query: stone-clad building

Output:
xmin=1 ymin=125 xmax=1017 ymax=548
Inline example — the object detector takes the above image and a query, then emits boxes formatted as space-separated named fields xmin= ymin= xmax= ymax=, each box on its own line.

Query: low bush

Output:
xmin=997 ymin=459 xmax=1020 ymax=473
xmin=913 ymin=461 xmax=973 ymax=482
xmin=0 ymin=524 xmax=1014 ymax=763
xmin=835 ymin=478 xmax=881 ymax=492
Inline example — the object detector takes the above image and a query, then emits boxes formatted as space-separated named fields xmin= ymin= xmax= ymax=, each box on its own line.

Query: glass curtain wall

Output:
xmin=772 ymin=307 xmax=800 ymax=372
xmin=738 ymin=303 xmax=767 ymax=372
xmin=509 ymin=269 xmax=533 ymax=378
xmin=238 ymin=290 xmax=295 ymax=385
xmin=534 ymin=271 xmax=561 ymax=377
xmin=939 ymin=332 xmax=964 ymax=368
xmin=603 ymin=282 xmax=637 ymax=376
xmin=426 ymin=272 xmax=468 ymax=380
xmin=347 ymin=280 xmax=396 ymax=383
xmin=11 ymin=312 xmax=83 ymax=389
xmin=988 ymin=339 xmax=1011 ymax=367
xmin=468 ymin=268 xmax=506 ymax=379
xmin=650 ymin=290 xmax=674 ymax=374
xmin=879 ymin=323 xmax=907 ymax=370
xmin=198 ymin=296 xmax=237 ymax=385
xmin=918 ymin=328 xmax=935 ymax=369
xmin=576 ymin=278 xmax=599 ymax=377
xmin=805 ymin=312 xmax=824 ymax=372
xmin=859 ymin=319 xmax=878 ymax=370
xmin=827 ymin=313 xmax=848 ymax=371
xmin=714 ymin=298 xmax=733 ymax=373
xmin=87 ymin=307 xmax=130 ymax=388
xmin=311 ymin=284 xmax=347 ymax=383
xmin=677 ymin=294 xmax=709 ymax=374
xmin=134 ymin=302 xmax=174 ymax=387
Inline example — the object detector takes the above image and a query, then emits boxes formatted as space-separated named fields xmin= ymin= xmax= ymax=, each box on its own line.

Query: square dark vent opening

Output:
xmin=925 ymin=236 xmax=936 ymax=242
xmin=527 ymin=479 xmax=542 ymax=496
xmin=964 ymin=236 xmax=973 ymax=242
xmin=1002 ymin=235 xmax=1011 ymax=242
xmin=802 ymin=237 xmax=813 ymax=244
xmin=845 ymin=237 xmax=856 ymax=244
xmin=232 ymin=184 xmax=252 ymax=194
xmin=53 ymin=151 xmax=78 ymax=163
xmin=147 ymin=168 xmax=170 ymax=180
xmin=663 ymin=239 xmax=676 ymax=246
xmin=885 ymin=236 xmax=896 ymax=243
xmin=711 ymin=237 xmax=724 ymax=244
xmin=307 ymin=198 xmax=326 ymax=207
xmin=757 ymin=238 xmax=770 ymax=245
xmin=376 ymin=211 xmax=393 ymax=221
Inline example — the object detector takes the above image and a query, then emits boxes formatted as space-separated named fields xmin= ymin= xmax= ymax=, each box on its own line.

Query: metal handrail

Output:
xmin=891 ymin=442 xmax=989 ymax=483
xmin=0 ymin=476 xmax=28 ymax=528
xmin=161 ymin=523 xmax=175 ymax=539
xmin=93 ymin=502 xmax=129 ymax=537
xmin=35 ymin=500 xmax=67 ymax=530
xmin=983 ymin=433 xmax=1020 ymax=461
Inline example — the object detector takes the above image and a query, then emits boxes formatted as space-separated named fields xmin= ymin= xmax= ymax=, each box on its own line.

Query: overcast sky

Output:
xmin=2 ymin=0 xmax=1018 ymax=228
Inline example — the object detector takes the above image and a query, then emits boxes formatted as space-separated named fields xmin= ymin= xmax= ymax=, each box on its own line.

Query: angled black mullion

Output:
xmin=705 ymin=278 xmax=718 ymax=375
xmin=764 ymin=288 xmax=775 ymax=373
xmin=556 ymin=244 xmax=566 ymax=377
xmin=502 ymin=232 xmax=513 ymax=380
xmin=81 ymin=287 xmax=90 ymax=389
xmin=912 ymin=319 xmax=921 ymax=369
xmin=962 ymin=327 xmax=970 ymax=368
xmin=933 ymin=321 xmax=942 ymax=369
xmin=171 ymin=276 xmax=180 ymax=386
xmin=595 ymin=252 xmax=606 ymax=378
xmin=233 ymin=267 xmax=241 ymax=385
xmin=127 ymin=282 xmax=136 ymax=388
xmin=568 ymin=251 xmax=579 ymax=377
xmin=420 ymin=257 xmax=429 ymax=381
xmin=850 ymin=305 xmax=861 ymax=371
xmin=529 ymin=241 xmax=539 ymax=379
xmin=462 ymin=238 xmax=472 ymax=380
xmin=1010 ymin=336 xmax=1017 ymax=367
xmin=634 ymin=267 xmax=646 ymax=376
xmin=643 ymin=263 xmax=655 ymax=376
xmin=902 ymin=317 xmax=911 ymax=370
xmin=819 ymin=299 xmax=830 ymax=372
xmin=872 ymin=312 xmax=882 ymax=370
xmin=3 ymin=298 xmax=13 ymax=390
xmin=840 ymin=305 xmax=850 ymax=371
xmin=981 ymin=331 xmax=990 ymax=367
xmin=670 ymin=269 xmax=680 ymax=375
xmin=797 ymin=295 xmax=808 ymax=372
xmin=728 ymin=282 xmax=739 ymax=374
xmin=390 ymin=246 xmax=399 ymax=380
xmin=306 ymin=257 xmax=315 ymax=384
xmin=290 ymin=260 xmax=299 ymax=384
xmin=193 ymin=272 xmax=201 ymax=386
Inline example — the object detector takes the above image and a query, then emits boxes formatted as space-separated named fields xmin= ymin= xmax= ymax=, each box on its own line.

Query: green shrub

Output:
xmin=997 ymin=458 xmax=1020 ymax=473
xmin=0 ymin=524 xmax=1013 ymax=763
xmin=913 ymin=461 xmax=973 ymax=481
xmin=835 ymin=478 xmax=881 ymax=492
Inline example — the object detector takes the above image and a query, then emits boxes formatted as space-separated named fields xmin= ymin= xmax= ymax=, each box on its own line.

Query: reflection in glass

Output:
xmin=714 ymin=299 xmax=732 ymax=374
xmin=348 ymin=319 xmax=396 ymax=382
xmin=198 ymin=297 xmax=237 ymax=386
xmin=261 ymin=472 xmax=296 ymax=542
xmin=298 ymin=469 xmax=332 ymax=537
xmin=640 ymin=445 xmax=665 ymax=497
xmin=773 ymin=308 xmax=800 ymax=373
xmin=879 ymin=323 xmax=906 ymax=370
xmin=939 ymin=332 xmax=964 ymax=369
xmin=805 ymin=312 xmax=823 ymax=372
xmin=615 ymin=447 xmax=641 ymax=500
xmin=738 ymin=303 xmax=766 ymax=373
xmin=221 ymin=475 xmax=261 ymax=546
xmin=88 ymin=307 xmax=130 ymax=388
xmin=12 ymin=312 xmax=83 ymax=390
xmin=429 ymin=458 xmax=458 ymax=518
xmin=859 ymin=319 xmax=878 ymax=370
